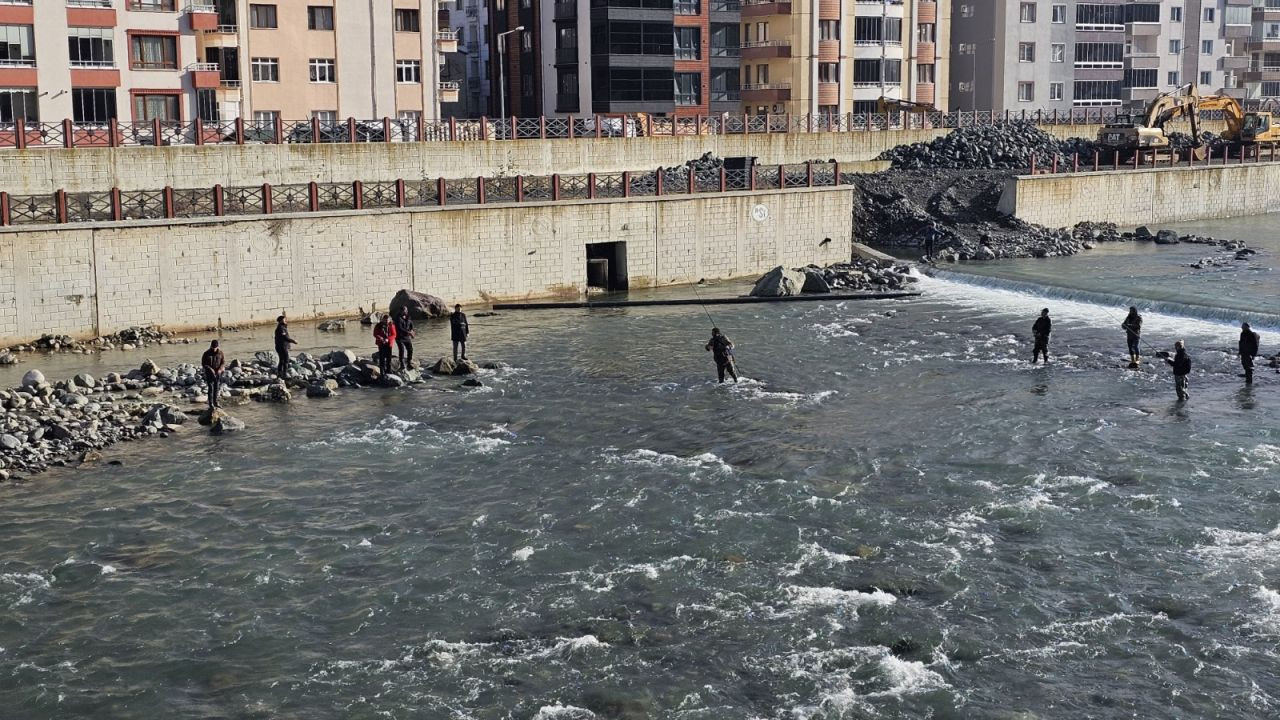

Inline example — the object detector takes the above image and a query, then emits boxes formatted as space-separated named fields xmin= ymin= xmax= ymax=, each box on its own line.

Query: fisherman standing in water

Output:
xmin=1121 ymin=306 xmax=1143 ymax=367
xmin=1239 ymin=322 xmax=1261 ymax=384
xmin=1032 ymin=308 xmax=1051 ymax=364
xmin=1164 ymin=340 xmax=1192 ymax=401
xmin=706 ymin=328 xmax=739 ymax=384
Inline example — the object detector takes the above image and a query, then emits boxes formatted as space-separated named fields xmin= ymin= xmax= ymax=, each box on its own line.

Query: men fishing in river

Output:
xmin=1032 ymin=308 xmax=1051 ymax=364
xmin=1240 ymin=322 xmax=1261 ymax=384
xmin=1165 ymin=340 xmax=1192 ymax=402
xmin=1122 ymin=306 xmax=1143 ymax=368
xmin=274 ymin=314 xmax=297 ymax=379
xmin=706 ymin=328 xmax=739 ymax=384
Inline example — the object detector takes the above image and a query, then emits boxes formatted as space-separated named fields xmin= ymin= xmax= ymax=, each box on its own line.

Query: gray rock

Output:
xmin=21 ymin=370 xmax=45 ymax=387
xmin=139 ymin=359 xmax=160 ymax=376
xmin=1154 ymin=229 xmax=1180 ymax=245
xmin=72 ymin=373 xmax=96 ymax=389
xmin=261 ymin=383 xmax=291 ymax=403
xmin=317 ymin=319 xmax=347 ymax=332
xmin=452 ymin=359 xmax=479 ymax=376
xmin=749 ymin=266 xmax=806 ymax=298
xmin=431 ymin=357 xmax=458 ymax=375
xmin=211 ymin=414 xmax=245 ymax=434
xmin=326 ymin=349 xmax=357 ymax=367
xmin=0 ymin=353 xmax=16 ymax=365
xmin=381 ymin=374 xmax=406 ymax=388
xmin=27 ymin=427 xmax=44 ymax=443
xmin=254 ymin=350 xmax=278 ymax=366
xmin=462 ymin=378 xmax=484 ymax=388
xmin=388 ymin=288 xmax=448 ymax=320
xmin=800 ymin=269 xmax=832 ymax=294
xmin=0 ymin=433 xmax=21 ymax=451
xmin=1134 ymin=226 xmax=1154 ymax=239
xmin=305 ymin=383 xmax=336 ymax=398
xmin=49 ymin=425 xmax=72 ymax=440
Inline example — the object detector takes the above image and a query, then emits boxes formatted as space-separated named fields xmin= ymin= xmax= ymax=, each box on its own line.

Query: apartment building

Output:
xmin=488 ymin=0 xmax=741 ymax=118
xmin=738 ymin=0 xmax=949 ymax=117
xmin=949 ymin=1 xmax=1251 ymax=113
xmin=1244 ymin=0 xmax=1280 ymax=101
xmin=0 ymin=0 xmax=454 ymax=127
xmin=445 ymin=0 xmax=490 ymax=115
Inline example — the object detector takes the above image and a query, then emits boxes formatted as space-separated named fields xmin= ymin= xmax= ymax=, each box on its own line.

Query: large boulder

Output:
xmin=211 ymin=414 xmax=245 ymax=435
xmin=1154 ymin=230 xmax=1180 ymax=245
xmin=801 ymin=269 xmax=832 ymax=294
xmin=20 ymin=369 xmax=45 ymax=388
xmin=326 ymin=349 xmax=357 ymax=367
xmin=749 ymin=266 xmax=805 ymax=298
xmin=431 ymin=357 xmax=458 ymax=375
xmin=389 ymin=289 xmax=448 ymax=320
xmin=452 ymin=359 xmax=479 ymax=376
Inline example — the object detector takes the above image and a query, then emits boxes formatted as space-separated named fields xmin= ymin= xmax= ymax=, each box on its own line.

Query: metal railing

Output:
xmin=0 ymin=107 xmax=1243 ymax=151
xmin=0 ymin=160 xmax=864 ymax=228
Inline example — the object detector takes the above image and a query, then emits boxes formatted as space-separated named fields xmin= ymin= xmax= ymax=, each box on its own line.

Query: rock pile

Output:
xmin=2 ymin=325 xmax=182 ymax=358
xmin=877 ymin=122 xmax=1097 ymax=170
xmin=0 ymin=348 xmax=498 ymax=481
xmin=749 ymin=261 xmax=916 ymax=297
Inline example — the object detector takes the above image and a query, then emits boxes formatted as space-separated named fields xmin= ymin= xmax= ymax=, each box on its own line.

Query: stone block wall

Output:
xmin=0 ymin=187 xmax=852 ymax=345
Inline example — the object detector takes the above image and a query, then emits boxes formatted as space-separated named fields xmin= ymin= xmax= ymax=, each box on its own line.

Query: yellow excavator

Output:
xmin=876 ymin=97 xmax=938 ymax=114
xmin=1096 ymin=84 xmax=1204 ymax=158
xmin=1199 ymin=95 xmax=1280 ymax=144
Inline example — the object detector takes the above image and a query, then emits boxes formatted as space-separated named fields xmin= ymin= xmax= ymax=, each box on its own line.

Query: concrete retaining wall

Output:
xmin=999 ymin=161 xmax=1280 ymax=227
xmin=0 ymin=187 xmax=852 ymax=345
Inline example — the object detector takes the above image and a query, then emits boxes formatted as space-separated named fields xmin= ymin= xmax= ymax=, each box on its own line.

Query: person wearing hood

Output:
xmin=1121 ymin=307 xmax=1143 ymax=367
xmin=1164 ymin=340 xmax=1192 ymax=401
xmin=1032 ymin=308 xmax=1052 ymax=364
xmin=1239 ymin=322 xmax=1261 ymax=384
xmin=706 ymin=328 xmax=739 ymax=384
xmin=274 ymin=314 xmax=297 ymax=378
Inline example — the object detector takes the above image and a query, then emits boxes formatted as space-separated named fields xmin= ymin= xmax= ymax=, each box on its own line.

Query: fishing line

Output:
xmin=689 ymin=282 xmax=719 ymax=328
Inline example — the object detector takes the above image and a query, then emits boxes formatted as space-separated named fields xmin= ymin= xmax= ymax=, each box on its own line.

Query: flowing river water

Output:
xmin=1 ymin=216 xmax=1279 ymax=719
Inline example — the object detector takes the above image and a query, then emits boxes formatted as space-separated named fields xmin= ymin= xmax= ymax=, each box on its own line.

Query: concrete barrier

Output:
xmin=0 ymin=186 xmax=854 ymax=345
xmin=999 ymin=161 xmax=1280 ymax=227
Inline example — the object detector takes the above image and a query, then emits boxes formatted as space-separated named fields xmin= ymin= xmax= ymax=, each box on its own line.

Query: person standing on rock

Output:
xmin=1122 ymin=307 xmax=1143 ymax=367
xmin=394 ymin=308 xmax=415 ymax=371
xmin=274 ymin=315 xmax=297 ymax=379
xmin=1240 ymin=322 xmax=1261 ymax=384
xmin=374 ymin=315 xmax=396 ymax=376
xmin=451 ymin=305 xmax=469 ymax=362
xmin=706 ymin=328 xmax=739 ymax=384
xmin=201 ymin=340 xmax=226 ymax=409
xmin=1032 ymin=308 xmax=1052 ymax=364
xmin=1164 ymin=340 xmax=1192 ymax=402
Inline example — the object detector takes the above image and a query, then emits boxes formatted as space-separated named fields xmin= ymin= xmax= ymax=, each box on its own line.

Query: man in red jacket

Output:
xmin=373 ymin=314 xmax=396 ymax=376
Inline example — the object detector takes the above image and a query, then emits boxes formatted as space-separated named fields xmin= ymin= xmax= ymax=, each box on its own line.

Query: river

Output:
xmin=1 ymin=217 xmax=1278 ymax=719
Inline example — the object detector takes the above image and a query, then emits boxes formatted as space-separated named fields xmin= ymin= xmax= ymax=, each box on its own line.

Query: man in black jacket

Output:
xmin=1239 ymin=322 xmax=1261 ymax=384
xmin=706 ymin=328 xmax=739 ymax=383
xmin=394 ymin=308 xmax=415 ymax=371
xmin=450 ymin=305 xmax=469 ymax=362
xmin=201 ymin=340 xmax=225 ymax=409
xmin=1122 ymin=306 xmax=1143 ymax=367
xmin=1165 ymin=340 xmax=1191 ymax=401
xmin=1032 ymin=308 xmax=1051 ymax=364
xmin=274 ymin=314 xmax=297 ymax=378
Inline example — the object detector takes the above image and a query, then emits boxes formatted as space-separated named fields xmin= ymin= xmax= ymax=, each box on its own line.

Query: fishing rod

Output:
xmin=689 ymin=281 xmax=719 ymax=328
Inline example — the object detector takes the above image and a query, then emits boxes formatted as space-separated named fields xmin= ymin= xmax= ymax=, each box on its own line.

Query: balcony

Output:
xmin=915 ymin=82 xmax=934 ymax=106
xmin=439 ymin=81 xmax=460 ymax=103
xmin=741 ymin=0 xmax=789 ymax=17
xmin=818 ymin=39 xmax=838 ymax=63
xmin=127 ymin=0 xmax=176 ymax=10
xmin=709 ymin=0 xmax=738 ymax=13
xmin=1244 ymin=66 xmax=1280 ymax=82
xmin=916 ymin=0 xmax=936 ymax=23
xmin=1124 ymin=51 xmax=1160 ymax=69
xmin=1221 ymin=54 xmax=1250 ymax=70
xmin=187 ymin=61 xmax=220 ymax=87
xmin=817 ymin=82 xmax=838 ymax=105
xmin=740 ymin=82 xmax=790 ymax=102
xmin=711 ymin=44 xmax=739 ymax=57
xmin=553 ymin=0 xmax=576 ymax=20
xmin=710 ymin=89 xmax=740 ymax=101
xmin=741 ymin=39 xmax=790 ymax=59
xmin=67 ymin=0 xmax=112 ymax=7
xmin=184 ymin=1 xmax=217 ymax=29
xmin=437 ymin=29 xmax=458 ymax=53
xmin=818 ymin=0 xmax=838 ymax=19
xmin=917 ymin=40 xmax=935 ymax=64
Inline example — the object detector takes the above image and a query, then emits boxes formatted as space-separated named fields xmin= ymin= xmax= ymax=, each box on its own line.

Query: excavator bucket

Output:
xmin=1189 ymin=145 xmax=1208 ymax=161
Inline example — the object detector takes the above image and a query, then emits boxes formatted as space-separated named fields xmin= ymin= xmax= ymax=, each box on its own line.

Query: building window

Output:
xmin=756 ymin=22 xmax=768 ymax=42
xmin=711 ymin=69 xmax=738 ymax=101
xmin=593 ymin=66 xmax=673 ymax=104
xmin=1051 ymin=4 xmax=1065 ymax=23
xmin=595 ymin=21 xmax=675 ymax=55
xmin=674 ymin=72 xmax=700 ymax=105
xmin=69 ymin=27 xmax=114 ymax=68
xmin=916 ymin=63 xmax=934 ymax=83
xmin=251 ymin=57 xmax=280 ymax=82
xmin=852 ymin=58 xmax=901 ymax=84
xmin=1168 ymin=70 xmax=1180 ymax=85
xmin=309 ymin=58 xmax=335 ymax=82
xmin=249 ymin=4 xmax=277 ymax=28
xmin=1019 ymin=2 xmax=1036 ymax=23
xmin=674 ymin=27 xmax=700 ymax=60
xmin=755 ymin=64 xmax=768 ymax=84
xmin=128 ymin=0 xmax=176 ymax=9
xmin=1075 ymin=42 xmax=1123 ymax=68
xmin=958 ymin=4 xmax=973 ymax=18
xmin=253 ymin=110 xmax=279 ymax=125
xmin=1170 ymin=6 xmax=1182 ymax=22
xmin=916 ymin=23 xmax=935 ymax=43
xmin=1263 ymin=81 xmax=1280 ymax=97
xmin=818 ymin=62 xmax=838 ymax=83
xmin=311 ymin=109 xmax=337 ymax=124
xmin=1201 ymin=40 xmax=1213 ymax=55
xmin=1073 ymin=80 xmax=1121 ymax=106
xmin=71 ymin=88 xmax=116 ymax=123
xmin=521 ymin=30 xmax=532 ymax=52
xmin=196 ymin=88 xmax=218 ymax=122
xmin=395 ymin=9 xmax=420 ymax=32
xmin=1017 ymin=81 xmax=1034 ymax=101
xmin=0 ymin=88 xmax=37 ymax=122
xmin=1051 ymin=43 xmax=1064 ymax=63
xmin=819 ymin=20 xmax=839 ymax=41
xmin=854 ymin=16 xmax=902 ymax=44
xmin=1225 ymin=6 xmax=1250 ymax=26
xmin=396 ymin=59 xmax=421 ymax=83
xmin=1169 ymin=39 xmax=1181 ymax=55
xmin=1200 ymin=70 xmax=1212 ymax=85
xmin=1049 ymin=81 xmax=1063 ymax=100
xmin=1018 ymin=42 xmax=1035 ymax=62
xmin=0 ymin=25 xmax=36 ymax=66
xmin=131 ymin=34 xmax=177 ymax=70
xmin=307 ymin=6 xmax=334 ymax=31
xmin=1123 ymin=69 xmax=1157 ymax=88
xmin=1203 ymin=7 xmax=1214 ymax=23
xmin=133 ymin=93 xmax=179 ymax=121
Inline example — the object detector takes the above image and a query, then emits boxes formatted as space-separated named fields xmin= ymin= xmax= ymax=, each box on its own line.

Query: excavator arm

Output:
xmin=1194 ymin=96 xmax=1245 ymax=139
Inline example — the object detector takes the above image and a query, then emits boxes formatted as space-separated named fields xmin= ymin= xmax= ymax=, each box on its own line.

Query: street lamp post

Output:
xmin=497 ymin=25 xmax=525 ymax=121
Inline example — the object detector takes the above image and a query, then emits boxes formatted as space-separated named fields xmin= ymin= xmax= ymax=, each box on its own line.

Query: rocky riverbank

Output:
xmin=749 ymin=260 xmax=917 ymax=297
xmin=0 ymin=350 xmax=498 ymax=482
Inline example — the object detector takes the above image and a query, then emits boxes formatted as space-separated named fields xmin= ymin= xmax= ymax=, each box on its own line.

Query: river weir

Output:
xmin=2 ymin=215 xmax=1280 ymax=718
